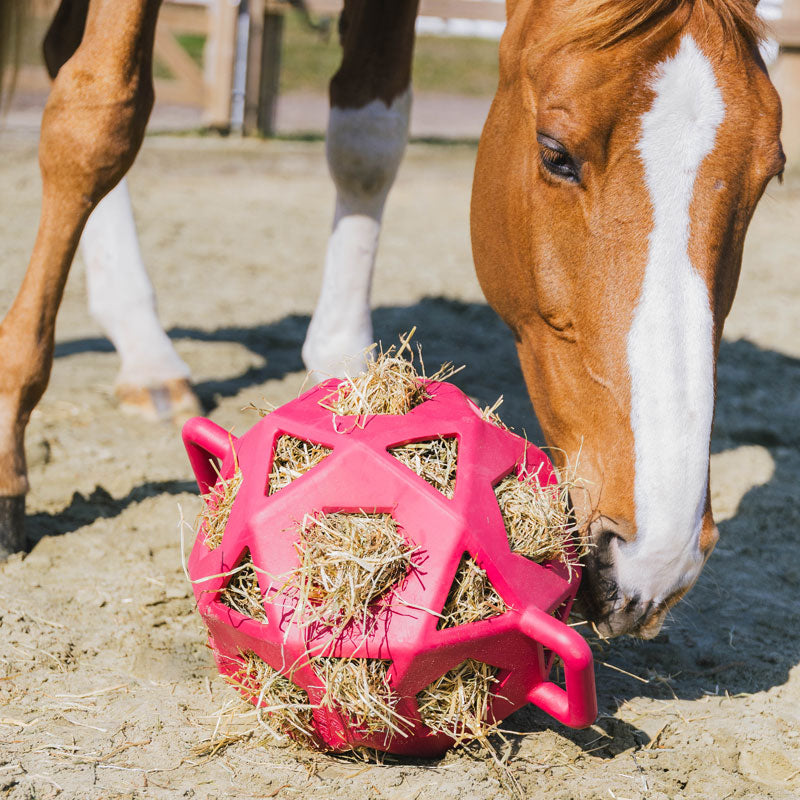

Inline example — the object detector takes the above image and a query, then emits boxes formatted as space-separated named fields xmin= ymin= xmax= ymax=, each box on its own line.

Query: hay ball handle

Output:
xmin=182 ymin=417 xmax=238 ymax=495
xmin=520 ymin=606 xmax=597 ymax=728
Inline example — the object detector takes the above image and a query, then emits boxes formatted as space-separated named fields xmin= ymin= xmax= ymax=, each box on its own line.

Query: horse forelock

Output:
xmin=547 ymin=0 xmax=765 ymax=53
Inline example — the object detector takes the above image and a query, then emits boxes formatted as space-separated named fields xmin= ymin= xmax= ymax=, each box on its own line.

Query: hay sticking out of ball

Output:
xmin=226 ymin=651 xmax=316 ymax=746
xmin=438 ymin=555 xmax=507 ymax=630
xmin=268 ymin=434 xmax=331 ymax=496
xmin=480 ymin=395 xmax=509 ymax=430
xmin=199 ymin=464 xmax=242 ymax=551
xmin=389 ymin=436 xmax=458 ymax=498
xmin=494 ymin=466 xmax=582 ymax=571
xmin=219 ymin=550 xmax=268 ymax=624
xmin=314 ymin=657 xmax=410 ymax=738
xmin=417 ymin=659 xmax=501 ymax=742
xmin=287 ymin=512 xmax=417 ymax=631
xmin=320 ymin=329 xmax=461 ymax=418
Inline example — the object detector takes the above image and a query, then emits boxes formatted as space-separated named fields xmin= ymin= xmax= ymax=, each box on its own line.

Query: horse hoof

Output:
xmin=0 ymin=495 xmax=26 ymax=560
xmin=115 ymin=378 xmax=202 ymax=424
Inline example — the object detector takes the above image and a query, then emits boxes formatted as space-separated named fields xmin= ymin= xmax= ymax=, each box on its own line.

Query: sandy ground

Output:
xmin=0 ymin=132 xmax=799 ymax=800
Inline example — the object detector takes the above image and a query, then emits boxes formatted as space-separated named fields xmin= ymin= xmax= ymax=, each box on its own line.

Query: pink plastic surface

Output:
xmin=183 ymin=379 xmax=597 ymax=755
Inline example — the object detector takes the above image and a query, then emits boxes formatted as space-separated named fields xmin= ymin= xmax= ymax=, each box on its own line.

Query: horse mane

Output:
xmin=555 ymin=0 xmax=765 ymax=52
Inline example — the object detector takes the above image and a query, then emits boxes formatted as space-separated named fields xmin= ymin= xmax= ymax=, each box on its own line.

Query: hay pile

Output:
xmin=286 ymin=511 xmax=418 ymax=741
xmin=495 ymin=467 xmax=582 ymax=571
xmin=225 ymin=651 xmax=316 ymax=746
xmin=314 ymin=657 xmax=409 ymax=738
xmin=286 ymin=512 xmax=417 ymax=631
xmin=319 ymin=328 xmax=460 ymax=419
xmin=268 ymin=434 xmax=331 ymax=496
xmin=389 ymin=436 xmax=458 ymax=497
xmin=417 ymin=659 xmax=501 ymax=742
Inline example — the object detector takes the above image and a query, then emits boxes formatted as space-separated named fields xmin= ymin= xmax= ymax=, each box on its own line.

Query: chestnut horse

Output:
xmin=0 ymin=1 xmax=784 ymax=639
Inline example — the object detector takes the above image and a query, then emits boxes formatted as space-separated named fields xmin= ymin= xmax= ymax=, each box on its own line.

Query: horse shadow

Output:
xmin=54 ymin=298 xmax=543 ymax=432
xmin=51 ymin=298 xmax=800 ymax=757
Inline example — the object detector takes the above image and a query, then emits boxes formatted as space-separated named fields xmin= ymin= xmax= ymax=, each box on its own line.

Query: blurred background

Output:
xmin=9 ymin=0 xmax=509 ymax=139
xmin=8 ymin=0 xmax=799 ymax=154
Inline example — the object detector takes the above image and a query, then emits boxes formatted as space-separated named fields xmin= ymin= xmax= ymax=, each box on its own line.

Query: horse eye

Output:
xmin=537 ymin=134 xmax=580 ymax=183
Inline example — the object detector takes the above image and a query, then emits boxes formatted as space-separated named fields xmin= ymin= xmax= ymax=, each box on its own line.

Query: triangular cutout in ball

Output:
xmin=388 ymin=436 xmax=458 ymax=498
xmin=267 ymin=434 xmax=332 ymax=496
xmin=219 ymin=548 xmax=268 ymax=624
xmin=437 ymin=554 xmax=507 ymax=630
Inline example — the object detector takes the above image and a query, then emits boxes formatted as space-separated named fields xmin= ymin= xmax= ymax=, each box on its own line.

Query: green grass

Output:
xmin=413 ymin=35 xmax=499 ymax=96
xmin=280 ymin=15 xmax=341 ymax=93
xmin=154 ymin=33 xmax=205 ymax=80
xmin=281 ymin=14 xmax=499 ymax=96
xmin=177 ymin=32 xmax=205 ymax=66
xmin=153 ymin=12 xmax=499 ymax=97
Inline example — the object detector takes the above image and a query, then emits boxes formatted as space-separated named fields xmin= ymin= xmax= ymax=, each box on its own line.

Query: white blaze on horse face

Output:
xmin=81 ymin=178 xmax=190 ymax=387
xmin=620 ymin=36 xmax=725 ymax=605
xmin=303 ymin=90 xmax=411 ymax=381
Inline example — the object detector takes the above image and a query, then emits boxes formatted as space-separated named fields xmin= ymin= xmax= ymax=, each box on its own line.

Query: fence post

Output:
xmin=243 ymin=0 xmax=265 ymax=133
xmin=204 ymin=0 xmax=240 ymax=130
xmin=772 ymin=0 xmax=800 ymax=169
xmin=253 ymin=4 xmax=285 ymax=136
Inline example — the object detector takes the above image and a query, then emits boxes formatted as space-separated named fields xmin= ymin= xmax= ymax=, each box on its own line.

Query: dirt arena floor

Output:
xmin=0 ymin=132 xmax=799 ymax=800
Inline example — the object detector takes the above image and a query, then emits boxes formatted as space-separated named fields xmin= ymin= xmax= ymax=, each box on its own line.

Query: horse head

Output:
xmin=471 ymin=0 xmax=784 ymax=637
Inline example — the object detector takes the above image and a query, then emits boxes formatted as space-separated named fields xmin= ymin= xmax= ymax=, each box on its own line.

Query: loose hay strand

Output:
xmin=389 ymin=436 xmax=458 ymax=498
xmin=438 ymin=555 xmax=507 ymax=629
xmin=313 ymin=657 xmax=411 ymax=738
xmin=480 ymin=395 xmax=509 ymax=430
xmin=417 ymin=659 xmax=501 ymax=743
xmin=320 ymin=329 xmax=462 ymax=419
xmin=268 ymin=435 xmax=331 ymax=495
xmin=198 ymin=458 xmax=242 ymax=552
xmin=286 ymin=512 xmax=417 ymax=632
xmin=225 ymin=651 xmax=316 ymax=747
xmin=219 ymin=551 xmax=268 ymax=624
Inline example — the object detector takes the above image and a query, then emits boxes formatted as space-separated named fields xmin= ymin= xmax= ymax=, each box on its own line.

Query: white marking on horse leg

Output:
xmin=81 ymin=177 xmax=191 ymax=388
xmin=620 ymin=36 xmax=725 ymax=605
xmin=303 ymin=89 xmax=411 ymax=381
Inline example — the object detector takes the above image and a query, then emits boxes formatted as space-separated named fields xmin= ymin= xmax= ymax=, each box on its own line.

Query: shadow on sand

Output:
xmin=50 ymin=298 xmax=800 ymax=755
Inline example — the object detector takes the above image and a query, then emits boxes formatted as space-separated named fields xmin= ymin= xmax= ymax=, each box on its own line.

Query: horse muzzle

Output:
xmin=574 ymin=520 xmax=672 ymax=639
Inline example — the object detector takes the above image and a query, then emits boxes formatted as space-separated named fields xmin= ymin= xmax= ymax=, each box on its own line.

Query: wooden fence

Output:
xmin=239 ymin=0 xmax=507 ymax=134
xmin=14 ymin=0 xmax=800 ymax=158
xmin=154 ymin=2 xmax=207 ymax=108
xmin=200 ymin=0 xmax=800 ymax=139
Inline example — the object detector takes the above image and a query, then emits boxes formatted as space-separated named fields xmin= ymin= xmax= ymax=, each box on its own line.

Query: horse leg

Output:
xmin=0 ymin=0 xmax=161 ymax=558
xmin=302 ymin=1 xmax=419 ymax=380
xmin=44 ymin=0 xmax=198 ymax=424
xmin=81 ymin=181 xmax=199 ymax=422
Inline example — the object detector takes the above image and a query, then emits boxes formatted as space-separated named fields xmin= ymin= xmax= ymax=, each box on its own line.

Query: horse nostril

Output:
xmin=588 ymin=518 xmax=634 ymax=557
